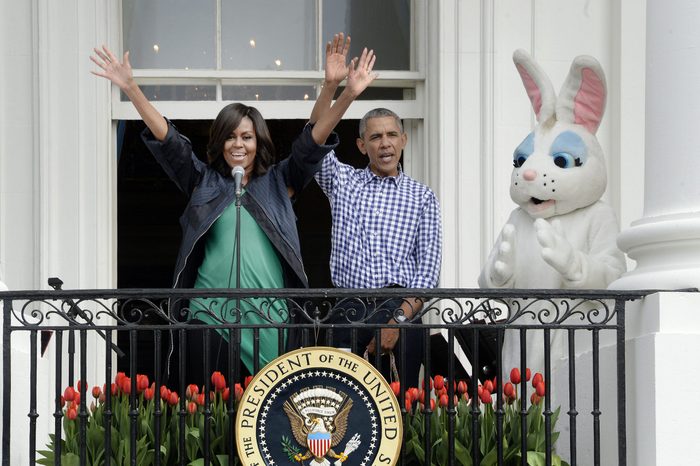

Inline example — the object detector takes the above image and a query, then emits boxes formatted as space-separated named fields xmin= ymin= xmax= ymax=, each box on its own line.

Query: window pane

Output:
xmin=123 ymin=0 xmax=216 ymax=69
xmin=222 ymin=86 xmax=316 ymax=101
xmin=335 ymin=86 xmax=412 ymax=100
xmin=123 ymin=86 xmax=217 ymax=101
xmin=221 ymin=1 xmax=316 ymax=70
xmin=323 ymin=0 xmax=410 ymax=71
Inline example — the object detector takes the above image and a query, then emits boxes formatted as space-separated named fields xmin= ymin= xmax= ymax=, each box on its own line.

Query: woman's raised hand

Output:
xmin=345 ymin=47 xmax=378 ymax=98
xmin=324 ymin=33 xmax=352 ymax=87
xmin=90 ymin=45 xmax=167 ymax=140
xmin=90 ymin=45 xmax=134 ymax=91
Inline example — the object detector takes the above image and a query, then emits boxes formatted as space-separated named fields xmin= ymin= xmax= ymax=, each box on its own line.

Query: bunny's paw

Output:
xmin=535 ymin=218 xmax=582 ymax=281
xmin=491 ymin=224 xmax=516 ymax=286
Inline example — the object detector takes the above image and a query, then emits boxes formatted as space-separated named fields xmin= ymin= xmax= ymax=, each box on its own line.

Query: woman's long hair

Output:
xmin=206 ymin=103 xmax=276 ymax=178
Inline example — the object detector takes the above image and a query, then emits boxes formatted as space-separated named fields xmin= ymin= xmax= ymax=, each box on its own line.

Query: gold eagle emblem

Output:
xmin=282 ymin=387 xmax=361 ymax=464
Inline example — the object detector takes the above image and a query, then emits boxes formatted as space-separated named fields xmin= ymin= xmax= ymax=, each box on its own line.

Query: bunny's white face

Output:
xmin=510 ymin=122 xmax=607 ymax=219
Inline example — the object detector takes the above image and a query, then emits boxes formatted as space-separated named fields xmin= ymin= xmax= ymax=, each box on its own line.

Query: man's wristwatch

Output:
xmin=394 ymin=314 xmax=408 ymax=323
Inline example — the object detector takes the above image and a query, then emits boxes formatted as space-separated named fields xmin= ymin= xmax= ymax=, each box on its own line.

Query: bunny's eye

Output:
xmin=513 ymin=153 xmax=529 ymax=168
xmin=552 ymin=152 xmax=582 ymax=168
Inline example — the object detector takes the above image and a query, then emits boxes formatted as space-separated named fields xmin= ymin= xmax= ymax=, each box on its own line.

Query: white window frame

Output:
xmin=112 ymin=0 xmax=428 ymax=123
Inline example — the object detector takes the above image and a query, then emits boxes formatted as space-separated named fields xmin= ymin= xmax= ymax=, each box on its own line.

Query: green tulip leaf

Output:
xmin=454 ymin=437 xmax=471 ymax=466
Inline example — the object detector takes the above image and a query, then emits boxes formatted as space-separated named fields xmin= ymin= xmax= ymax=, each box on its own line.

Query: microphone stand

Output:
xmin=235 ymin=189 xmax=241 ymax=290
xmin=48 ymin=277 xmax=125 ymax=384
xmin=233 ymin=186 xmax=242 ymax=375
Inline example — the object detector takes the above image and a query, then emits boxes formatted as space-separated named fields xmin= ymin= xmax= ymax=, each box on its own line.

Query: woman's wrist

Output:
xmin=121 ymin=78 xmax=139 ymax=95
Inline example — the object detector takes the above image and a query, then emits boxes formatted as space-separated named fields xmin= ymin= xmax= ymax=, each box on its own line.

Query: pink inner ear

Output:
xmin=516 ymin=64 xmax=542 ymax=118
xmin=574 ymin=68 xmax=605 ymax=133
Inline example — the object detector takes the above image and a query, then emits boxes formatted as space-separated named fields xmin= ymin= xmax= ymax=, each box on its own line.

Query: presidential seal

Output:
xmin=236 ymin=347 xmax=402 ymax=466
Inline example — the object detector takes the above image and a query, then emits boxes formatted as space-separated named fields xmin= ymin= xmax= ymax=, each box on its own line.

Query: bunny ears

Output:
xmin=513 ymin=49 xmax=607 ymax=134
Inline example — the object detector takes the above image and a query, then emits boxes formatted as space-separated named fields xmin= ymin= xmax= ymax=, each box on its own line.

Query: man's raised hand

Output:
xmin=345 ymin=48 xmax=378 ymax=98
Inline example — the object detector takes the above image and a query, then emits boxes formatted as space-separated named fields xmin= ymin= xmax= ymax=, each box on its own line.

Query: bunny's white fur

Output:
xmin=479 ymin=50 xmax=625 ymax=290
xmin=478 ymin=51 xmax=626 ymax=386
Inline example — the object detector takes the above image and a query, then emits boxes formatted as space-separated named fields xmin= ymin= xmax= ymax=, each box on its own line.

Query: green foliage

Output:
xmin=37 ymin=375 xmax=242 ymax=466
xmin=403 ymin=397 xmax=567 ymax=466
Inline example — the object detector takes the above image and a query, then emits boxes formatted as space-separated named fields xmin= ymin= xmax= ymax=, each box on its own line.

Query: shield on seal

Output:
xmin=307 ymin=431 xmax=332 ymax=458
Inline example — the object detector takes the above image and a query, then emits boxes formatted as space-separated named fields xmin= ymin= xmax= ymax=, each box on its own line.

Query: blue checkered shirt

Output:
xmin=315 ymin=151 xmax=442 ymax=289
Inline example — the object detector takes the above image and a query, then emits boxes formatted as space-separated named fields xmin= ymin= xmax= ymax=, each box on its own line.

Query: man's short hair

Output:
xmin=359 ymin=108 xmax=404 ymax=139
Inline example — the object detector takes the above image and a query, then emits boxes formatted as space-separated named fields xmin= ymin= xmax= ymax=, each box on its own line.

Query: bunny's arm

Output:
xmin=554 ymin=202 xmax=626 ymax=289
xmin=479 ymin=214 xmax=518 ymax=288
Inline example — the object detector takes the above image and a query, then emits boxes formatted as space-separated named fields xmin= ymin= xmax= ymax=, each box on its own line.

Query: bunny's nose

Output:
xmin=522 ymin=169 xmax=537 ymax=181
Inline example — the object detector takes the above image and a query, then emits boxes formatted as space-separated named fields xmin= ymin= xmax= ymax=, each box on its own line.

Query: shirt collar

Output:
xmin=362 ymin=164 xmax=404 ymax=186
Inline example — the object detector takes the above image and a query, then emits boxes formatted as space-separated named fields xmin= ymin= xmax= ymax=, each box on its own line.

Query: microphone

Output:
xmin=232 ymin=166 xmax=244 ymax=198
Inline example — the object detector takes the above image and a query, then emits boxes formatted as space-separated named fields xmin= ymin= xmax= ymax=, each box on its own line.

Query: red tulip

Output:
xmin=91 ymin=386 xmax=101 ymax=399
xmin=535 ymin=381 xmax=545 ymax=397
xmin=484 ymin=380 xmax=494 ymax=393
xmin=457 ymin=380 xmax=467 ymax=395
xmin=530 ymin=393 xmax=541 ymax=405
xmin=66 ymin=406 xmax=78 ymax=420
xmin=421 ymin=377 xmax=433 ymax=392
xmin=421 ymin=398 xmax=436 ymax=411
xmin=64 ymin=387 xmax=76 ymax=402
xmin=136 ymin=374 xmax=149 ymax=393
xmin=120 ymin=377 xmax=131 ymax=395
xmin=479 ymin=389 xmax=492 ymax=405
xmin=510 ymin=368 xmax=521 ymax=384
xmin=196 ymin=393 xmax=205 ymax=406
xmin=59 ymin=396 xmax=66 ymax=408
xmin=404 ymin=396 xmax=412 ymax=412
xmin=186 ymin=384 xmax=199 ymax=400
xmin=223 ymin=387 xmax=230 ymax=402
xmin=160 ymin=385 xmax=170 ymax=401
xmin=187 ymin=401 xmax=197 ymax=415
xmin=99 ymin=392 xmax=106 ymax=404
xmin=417 ymin=389 xmax=425 ymax=404
xmin=144 ymin=386 xmax=155 ymax=401
xmin=434 ymin=375 xmax=445 ymax=391
xmin=234 ymin=383 xmax=244 ymax=401
xmin=439 ymin=394 xmax=449 ymax=408
xmin=503 ymin=382 xmax=516 ymax=400
xmin=211 ymin=371 xmax=226 ymax=391
xmin=73 ymin=392 xmax=81 ymax=407
xmin=76 ymin=380 xmax=85 ymax=393
xmin=110 ymin=383 xmax=118 ymax=396
xmin=244 ymin=375 xmax=253 ymax=389
xmin=532 ymin=372 xmax=543 ymax=389
xmin=409 ymin=387 xmax=419 ymax=401
xmin=168 ymin=391 xmax=179 ymax=406
xmin=525 ymin=368 xmax=532 ymax=382
xmin=114 ymin=372 xmax=126 ymax=386
xmin=390 ymin=381 xmax=400 ymax=397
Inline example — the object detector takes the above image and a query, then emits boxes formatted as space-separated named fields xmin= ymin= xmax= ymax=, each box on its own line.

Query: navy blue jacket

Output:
xmin=142 ymin=121 xmax=339 ymax=293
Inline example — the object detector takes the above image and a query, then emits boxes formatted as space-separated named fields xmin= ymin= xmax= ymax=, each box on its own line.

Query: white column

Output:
xmin=625 ymin=292 xmax=700 ymax=465
xmin=613 ymin=3 xmax=700 ymax=465
xmin=612 ymin=0 xmax=700 ymax=290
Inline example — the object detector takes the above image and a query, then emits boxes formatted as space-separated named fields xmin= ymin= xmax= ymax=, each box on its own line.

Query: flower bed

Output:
xmin=38 ymin=371 xmax=247 ymax=466
xmin=399 ymin=369 xmax=569 ymax=466
xmin=39 ymin=368 xmax=567 ymax=466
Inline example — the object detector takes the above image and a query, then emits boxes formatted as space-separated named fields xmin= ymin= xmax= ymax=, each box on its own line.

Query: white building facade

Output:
xmin=1 ymin=0 xmax=698 ymax=464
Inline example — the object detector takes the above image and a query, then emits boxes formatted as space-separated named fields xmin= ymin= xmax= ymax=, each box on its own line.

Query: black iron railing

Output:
xmin=1 ymin=288 xmax=651 ymax=466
